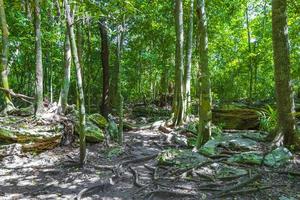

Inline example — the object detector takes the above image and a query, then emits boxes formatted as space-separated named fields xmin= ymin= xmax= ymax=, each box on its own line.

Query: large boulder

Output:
xmin=88 ymin=113 xmax=108 ymax=128
xmin=264 ymin=147 xmax=293 ymax=167
xmin=75 ymin=113 xmax=107 ymax=143
xmin=84 ymin=123 xmax=105 ymax=143
xmin=212 ymin=108 xmax=259 ymax=130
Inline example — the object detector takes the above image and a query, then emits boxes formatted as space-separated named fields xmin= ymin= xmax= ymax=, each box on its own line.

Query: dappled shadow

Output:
xmin=1 ymin=127 xmax=300 ymax=199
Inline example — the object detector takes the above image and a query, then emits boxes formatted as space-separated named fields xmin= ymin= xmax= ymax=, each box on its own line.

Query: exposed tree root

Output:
xmin=216 ymin=185 xmax=274 ymax=198
xmin=275 ymin=170 xmax=300 ymax=177
xmin=216 ymin=173 xmax=262 ymax=197
xmin=129 ymin=166 xmax=145 ymax=187
xmin=145 ymin=190 xmax=197 ymax=199
xmin=77 ymin=178 xmax=116 ymax=200
xmin=120 ymin=153 xmax=158 ymax=167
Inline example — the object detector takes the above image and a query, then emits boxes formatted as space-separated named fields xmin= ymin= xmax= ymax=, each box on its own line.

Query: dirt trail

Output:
xmin=0 ymin=126 xmax=299 ymax=200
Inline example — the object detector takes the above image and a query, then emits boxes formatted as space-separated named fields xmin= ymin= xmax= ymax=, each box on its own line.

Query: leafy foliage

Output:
xmin=257 ymin=105 xmax=277 ymax=133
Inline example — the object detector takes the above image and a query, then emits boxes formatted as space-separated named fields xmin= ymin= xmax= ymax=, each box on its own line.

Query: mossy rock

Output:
xmin=88 ymin=113 xmax=108 ymax=129
xmin=228 ymin=151 xmax=263 ymax=165
xmin=0 ymin=127 xmax=61 ymax=144
xmin=199 ymin=139 xmax=223 ymax=156
xmin=0 ymin=128 xmax=18 ymax=143
xmin=158 ymin=149 xmax=208 ymax=169
xmin=84 ymin=123 xmax=104 ymax=143
xmin=264 ymin=147 xmax=292 ymax=167
xmin=216 ymin=165 xmax=248 ymax=179
xmin=212 ymin=108 xmax=259 ymax=130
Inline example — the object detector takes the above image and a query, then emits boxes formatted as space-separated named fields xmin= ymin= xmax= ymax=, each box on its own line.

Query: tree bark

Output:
xmin=172 ymin=0 xmax=185 ymax=126
xmin=246 ymin=5 xmax=253 ymax=102
xmin=183 ymin=0 xmax=194 ymax=119
xmin=0 ymin=0 xmax=14 ymax=112
xmin=99 ymin=18 xmax=110 ymax=119
xmin=272 ymin=0 xmax=298 ymax=147
xmin=64 ymin=0 xmax=86 ymax=165
xmin=34 ymin=0 xmax=44 ymax=115
xmin=58 ymin=29 xmax=72 ymax=114
xmin=116 ymin=24 xmax=124 ymax=144
xmin=109 ymin=25 xmax=123 ymax=113
xmin=196 ymin=0 xmax=212 ymax=148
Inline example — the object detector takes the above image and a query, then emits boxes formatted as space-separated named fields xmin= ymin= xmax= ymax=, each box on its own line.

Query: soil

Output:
xmin=0 ymin=125 xmax=300 ymax=200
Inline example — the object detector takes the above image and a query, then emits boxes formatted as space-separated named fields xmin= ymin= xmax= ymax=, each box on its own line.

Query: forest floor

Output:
xmin=0 ymin=114 xmax=300 ymax=200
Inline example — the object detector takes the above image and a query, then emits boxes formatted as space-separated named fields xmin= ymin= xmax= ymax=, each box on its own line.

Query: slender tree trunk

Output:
xmin=116 ymin=24 xmax=124 ymax=144
xmin=160 ymin=67 xmax=169 ymax=107
xmin=196 ymin=0 xmax=212 ymax=148
xmin=64 ymin=0 xmax=86 ymax=165
xmin=58 ymin=29 xmax=72 ymax=114
xmin=272 ymin=0 xmax=298 ymax=147
xmin=86 ymin=19 xmax=92 ymax=113
xmin=0 ymin=0 xmax=14 ymax=112
xmin=172 ymin=0 xmax=185 ymax=126
xmin=34 ymin=0 xmax=44 ymax=115
xmin=246 ymin=5 xmax=253 ymax=102
xmin=25 ymin=0 xmax=32 ymax=20
xmin=99 ymin=18 xmax=110 ymax=119
xmin=109 ymin=25 xmax=123 ymax=113
xmin=183 ymin=0 xmax=194 ymax=119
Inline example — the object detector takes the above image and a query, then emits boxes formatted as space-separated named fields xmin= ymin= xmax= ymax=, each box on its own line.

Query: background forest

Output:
xmin=0 ymin=0 xmax=299 ymax=110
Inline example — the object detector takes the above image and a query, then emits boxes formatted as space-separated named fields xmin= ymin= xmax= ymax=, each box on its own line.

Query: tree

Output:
xmin=272 ymin=0 xmax=298 ymax=147
xmin=34 ymin=0 xmax=44 ymax=115
xmin=196 ymin=0 xmax=212 ymax=148
xmin=246 ymin=4 xmax=254 ymax=102
xmin=172 ymin=0 xmax=185 ymax=126
xmin=64 ymin=0 xmax=87 ymax=165
xmin=99 ymin=18 xmax=110 ymax=119
xmin=183 ymin=0 xmax=194 ymax=119
xmin=116 ymin=24 xmax=124 ymax=144
xmin=0 ymin=0 xmax=14 ymax=112
xmin=58 ymin=29 xmax=72 ymax=114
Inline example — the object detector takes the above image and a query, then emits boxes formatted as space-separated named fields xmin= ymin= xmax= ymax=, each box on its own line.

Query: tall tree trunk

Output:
xmin=0 ymin=0 xmax=14 ymax=112
xmin=183 ymin=0 xmax=194 ymax=119
xmin=58 ymin=29 xmax=72 ymax=114
xmin=34 ymin=0 xmax=44 ymax=115
xmin=109 ymin=25 xmax=123 ymax=113
xmin=196 ymin=0 xmax=212 ymax=148
xmin=116 ymin=24 xmax=124 ymax=144
xmin=272 ymin=0 xmax=298 ymax=147
xmin=99 ymin=18 xmax=110 ymax=119
xmin=173 ymin=0 xmax=185 ymax=126
xmin=64 ymin=0 xmax=86 ymax=165
xmin=246 ymin=5 xmax=253 ymax=102
xmin=25 ymin=0 xmax=32 ymax=20
xmin=86 ymin=19 xmax=92 ymax=113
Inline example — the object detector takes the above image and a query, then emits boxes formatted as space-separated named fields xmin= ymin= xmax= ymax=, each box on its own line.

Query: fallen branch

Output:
xmin=0 ymin=87 xmax=34 ymax=101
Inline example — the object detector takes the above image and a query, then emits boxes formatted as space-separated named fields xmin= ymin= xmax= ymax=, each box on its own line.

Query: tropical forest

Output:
xmin=0 ymin=0 xmax=300 ymax=199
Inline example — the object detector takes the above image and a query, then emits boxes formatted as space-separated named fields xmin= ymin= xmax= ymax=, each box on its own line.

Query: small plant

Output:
xmin=211 ymin=123 xmax=224 ymax=139
xmin=257 ymin=105 xmax=277 ymax=133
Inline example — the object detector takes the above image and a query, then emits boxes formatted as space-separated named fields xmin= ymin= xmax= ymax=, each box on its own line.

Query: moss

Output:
xmin=84 ymin=124 xmax=104 ymax=143
xmin=88 ymin=113 xmax=108 ymax=128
